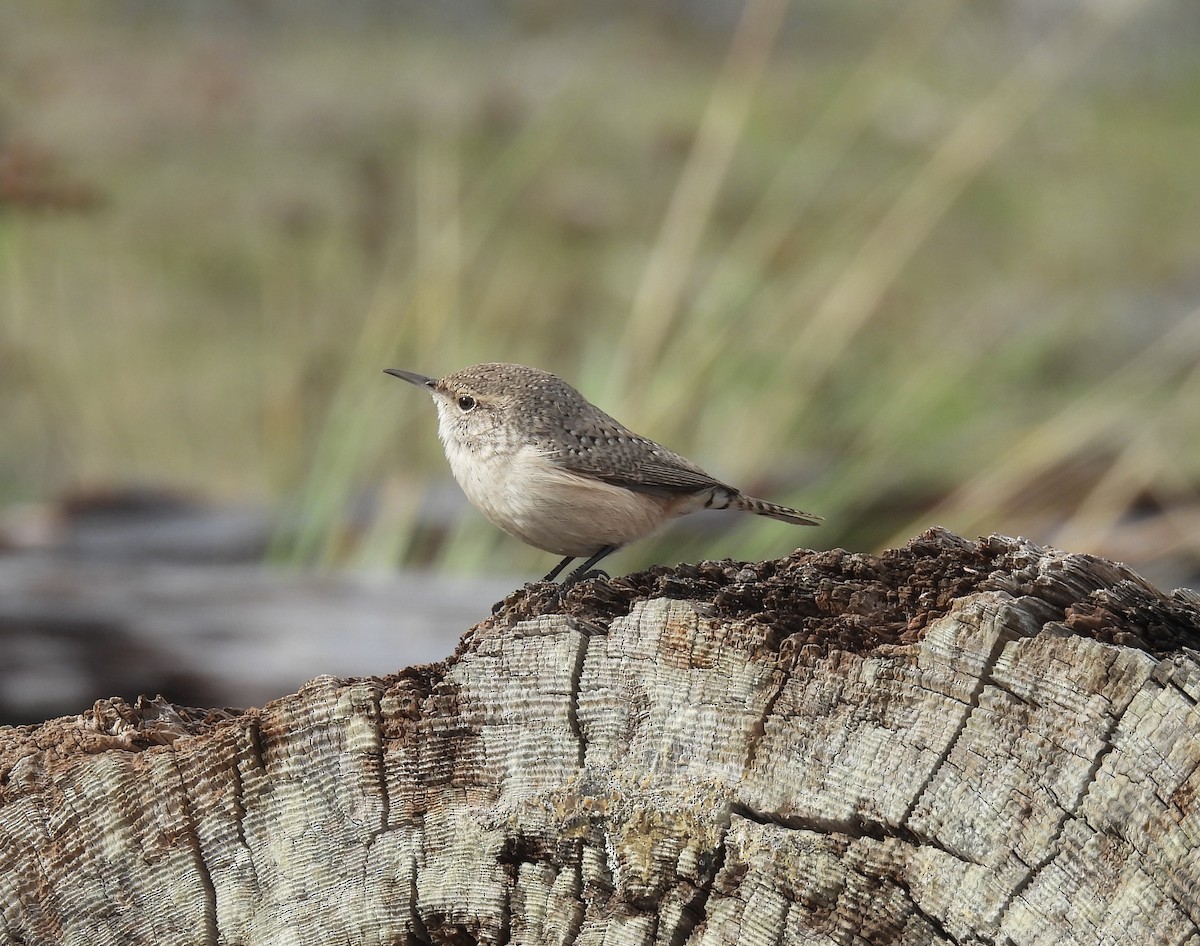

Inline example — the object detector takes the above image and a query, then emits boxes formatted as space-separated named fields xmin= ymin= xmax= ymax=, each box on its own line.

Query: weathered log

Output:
xmin=1 ymin=528 xmax=1198 ymax=945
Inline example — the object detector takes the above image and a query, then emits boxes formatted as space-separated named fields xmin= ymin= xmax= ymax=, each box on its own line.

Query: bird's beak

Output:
xmin=384 ymin=368 xmax=437 ymax=389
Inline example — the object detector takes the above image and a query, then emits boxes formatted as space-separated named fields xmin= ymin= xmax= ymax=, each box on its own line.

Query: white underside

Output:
xmin=444 ymin=439 xmax=688 ymax=557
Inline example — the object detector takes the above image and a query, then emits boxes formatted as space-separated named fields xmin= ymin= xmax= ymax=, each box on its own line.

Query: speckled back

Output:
xmin=441 ymin=363 xmax=728 ymax=496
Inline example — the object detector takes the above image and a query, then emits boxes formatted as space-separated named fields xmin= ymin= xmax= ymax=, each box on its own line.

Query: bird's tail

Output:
xmin=732 ymin=493 xmax=822 ymax=526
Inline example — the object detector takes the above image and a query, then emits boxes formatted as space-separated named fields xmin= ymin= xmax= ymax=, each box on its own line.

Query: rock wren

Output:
xmin=385 ymin=362 xmax=820 ymax=584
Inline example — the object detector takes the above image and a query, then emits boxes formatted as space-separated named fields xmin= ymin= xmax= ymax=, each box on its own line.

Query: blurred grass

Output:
xmin=1 ymin=0 xmax=1199 ymax=579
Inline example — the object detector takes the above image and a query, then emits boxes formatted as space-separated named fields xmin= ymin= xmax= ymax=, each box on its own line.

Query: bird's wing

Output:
xmin=552 ymin=437 xmax=728 ymax=497
xmin=537 ymin=399 xmax=732 ymax=497
xmin=590 ymin=459 xmax=727 ymax=496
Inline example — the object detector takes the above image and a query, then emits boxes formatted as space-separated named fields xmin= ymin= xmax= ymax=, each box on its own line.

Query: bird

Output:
xmin=385 ymin=362 xmax=820 ymax=584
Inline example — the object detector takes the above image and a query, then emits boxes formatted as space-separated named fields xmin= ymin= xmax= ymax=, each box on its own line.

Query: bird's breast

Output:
xmin=442 ymin=441 xmax=679 ymax=557
xmin=439 ymin=431 xmax=516 ymax=519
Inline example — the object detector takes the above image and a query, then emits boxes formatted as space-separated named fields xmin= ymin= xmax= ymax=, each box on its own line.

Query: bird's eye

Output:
xmin=457 ymin=395 xmax=476 ymax=412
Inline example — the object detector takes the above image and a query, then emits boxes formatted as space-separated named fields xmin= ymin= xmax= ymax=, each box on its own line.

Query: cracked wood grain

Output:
xmin=1 ymin=528 xmax=1198 ymax=945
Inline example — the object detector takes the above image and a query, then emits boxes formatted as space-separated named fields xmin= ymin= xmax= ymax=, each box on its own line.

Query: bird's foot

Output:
xmin=563 ymin=568 xmax=609 ymax=585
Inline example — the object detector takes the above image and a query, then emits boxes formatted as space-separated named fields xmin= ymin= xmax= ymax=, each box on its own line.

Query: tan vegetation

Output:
xmin=1 ymin=0 xmax=1198 ymax=580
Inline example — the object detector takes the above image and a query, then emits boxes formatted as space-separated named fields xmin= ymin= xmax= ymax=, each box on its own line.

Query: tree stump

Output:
xmin=1 ymin=528 xmax=1198 ymax=945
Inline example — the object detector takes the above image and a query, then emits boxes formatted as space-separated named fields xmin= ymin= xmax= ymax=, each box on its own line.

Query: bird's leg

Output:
xmin=541 ymin=556 xmax=576 ymax=582
xmin=563 ymin=545 xmax=617 ymax=585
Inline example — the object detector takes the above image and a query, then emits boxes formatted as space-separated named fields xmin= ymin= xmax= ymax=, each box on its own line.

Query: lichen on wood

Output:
xmin=1 ymin=528 xmax=1198 ymax=945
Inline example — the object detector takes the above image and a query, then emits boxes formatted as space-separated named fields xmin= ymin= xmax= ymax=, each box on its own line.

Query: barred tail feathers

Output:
xmin=731 ymin=493 xmax=822 ymax=526
xmin=701 ymin=486 xmax=821 ymax=525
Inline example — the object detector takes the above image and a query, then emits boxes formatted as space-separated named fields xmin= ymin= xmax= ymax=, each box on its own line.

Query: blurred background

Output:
xmin=2 ymin=0 xmax=1199 ymax=721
